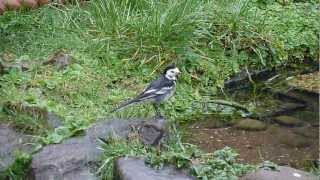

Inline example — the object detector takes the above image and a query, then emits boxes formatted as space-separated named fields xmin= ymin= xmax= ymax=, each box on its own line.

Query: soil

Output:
xmin=183 ymin=120 xmax=319 ymax=169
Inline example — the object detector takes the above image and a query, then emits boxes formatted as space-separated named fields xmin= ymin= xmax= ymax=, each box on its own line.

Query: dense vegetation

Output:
xmin=0 ymin=0 xmax=319 ymax=179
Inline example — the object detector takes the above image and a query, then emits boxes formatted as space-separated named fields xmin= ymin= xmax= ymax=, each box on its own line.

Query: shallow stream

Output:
xmin=182 ymin=68 xmax=319 ymax=170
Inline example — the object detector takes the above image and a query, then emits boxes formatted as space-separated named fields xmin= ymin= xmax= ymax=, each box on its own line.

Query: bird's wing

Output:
xmin=134 ymin=77 xmax=175 ymax=101
xmin=111 ymin=76 xmax=174 ymax=112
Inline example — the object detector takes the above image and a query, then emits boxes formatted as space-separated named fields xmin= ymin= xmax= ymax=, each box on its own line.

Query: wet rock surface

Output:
xmin=234 ymin=119 xmax=267 ymax=131
xmin=185 ymin=124 xmax=319 ymax=168
xmin=277 ymin=130 xmax=311 ymax=148
xmin=0 ymin=123 xmax=33 ymax=172
xmin=29 ymin=118 xmax=168 ymax=180
xmin=292 ymin=127 xmax=318 ymax=138
xmin=274 ymin=116 xmax=304 ymax=127
xmin=287 ymin=71 xmax=320 ymax=94
xmin=241 ymin=166 xmax=318 ymax=180
xmin=114 ymin=157 xmax=194 ymax=180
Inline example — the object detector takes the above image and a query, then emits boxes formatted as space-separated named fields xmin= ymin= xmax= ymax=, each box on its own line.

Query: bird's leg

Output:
xmin=153 ymin=104 xmax=163 ymax=119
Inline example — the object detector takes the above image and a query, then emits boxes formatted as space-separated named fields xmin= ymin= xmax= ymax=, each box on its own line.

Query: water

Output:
xmin=182 ymin=72 xmax=319 ymax=170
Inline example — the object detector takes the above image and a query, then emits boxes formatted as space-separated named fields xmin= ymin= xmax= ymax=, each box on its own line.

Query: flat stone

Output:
xmin=29 ymin=119 xmax=135 ymax=180
xmin=278 ymin=131 xmax=311 ymax=148
xmin=241 ymin=166 xmax=318 ymax=180
xmin=287 ymin=71 xmax=320 ymax=94
xmin=0 ymin=123 xmax=33 ymax=173
xmin=29 ymin=138 xmax=100 ymax=180
xmin=29 ymin=118 xmax=168 ymax=180
xmin=274 ymin=116 xmax=304 ymax=127
xmin=114 ymin=157 xmax=194 ymax=180
xmin=292 ymin=127 xmax=318 ymax=138
xmin=63 ymin=168 xmax=97 ymax=180
xmin=234 ymin=119 xmax=267 ymax=131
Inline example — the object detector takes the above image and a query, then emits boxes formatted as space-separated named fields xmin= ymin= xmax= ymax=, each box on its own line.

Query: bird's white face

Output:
xmin=165 ymin=67 xmax=181 ymax=80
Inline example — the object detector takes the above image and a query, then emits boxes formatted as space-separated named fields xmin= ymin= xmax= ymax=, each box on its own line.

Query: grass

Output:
xmin=0 ymin=0 xmax=319 ymax=178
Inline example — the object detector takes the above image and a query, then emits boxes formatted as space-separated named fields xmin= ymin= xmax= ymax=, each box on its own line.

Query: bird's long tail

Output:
xmin=110 ymin=99 xmax=138 ymax=113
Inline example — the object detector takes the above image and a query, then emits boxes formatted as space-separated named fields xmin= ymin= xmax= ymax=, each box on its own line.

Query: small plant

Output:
xmin=191 ymin=147 xmax=254 ymax=180
xmin=258 ymin=160 xmax=279 ymax=171
xmin=0 ymin=152 xmax=32 ymax=180
xmin=97 ymin=127 xmax=254 ymax=179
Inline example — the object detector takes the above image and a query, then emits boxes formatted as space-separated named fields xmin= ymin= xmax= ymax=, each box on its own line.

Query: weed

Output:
xmin=0 ymin=152 xmax=32 ymax=180
xmin=97 ymin=126 xmax=254 ymax=179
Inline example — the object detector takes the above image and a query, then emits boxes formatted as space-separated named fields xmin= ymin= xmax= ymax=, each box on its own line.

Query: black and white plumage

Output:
xmin=111 ymin=64 xmax=181 ymax=117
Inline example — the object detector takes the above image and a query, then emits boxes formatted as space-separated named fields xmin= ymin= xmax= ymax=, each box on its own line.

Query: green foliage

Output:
xmin=97 ymin=135 xmax=148 ymax=179
xmin=191 ymin=147 xmax=254 ymax=180
xmin=98 ymin=127 xmax=254 ymax=179
xmin=258 ymin=160 xmax=279 ymax=171
xmin=0 ymin=152 xmax=32 ymax=180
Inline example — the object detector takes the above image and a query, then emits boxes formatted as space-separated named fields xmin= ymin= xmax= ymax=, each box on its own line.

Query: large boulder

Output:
xmin=0 ymin=123 xmax=33 ymax=172
xmin=29 ymin=118 xmax=168 ymax=180
xmin=29 ymin=138 xmax=99 ymax=180
xmin=241 ymin=166 xmax=318 ymax=180
xmin=114 ymin=157 xmax=194 ymax=180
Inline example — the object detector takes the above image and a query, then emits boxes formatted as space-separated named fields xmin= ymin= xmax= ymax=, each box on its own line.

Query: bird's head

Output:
xmin=163 ymin=63 xmax=181 ymax=81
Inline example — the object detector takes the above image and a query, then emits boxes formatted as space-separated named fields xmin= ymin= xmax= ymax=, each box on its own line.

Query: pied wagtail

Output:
xmin=111 ymin=64 xmax=181 ymax=117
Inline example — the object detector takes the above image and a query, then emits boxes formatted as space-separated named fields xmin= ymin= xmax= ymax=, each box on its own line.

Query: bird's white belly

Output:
xmin=162 ymin=87 xmax=175 ymax=102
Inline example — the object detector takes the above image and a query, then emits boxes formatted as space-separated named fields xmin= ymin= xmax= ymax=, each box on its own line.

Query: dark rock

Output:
xmin=46 ymin=112 xmax=63 ymax=129
xmin=241 ymin=166 xmax=318 ymax=180
xmin=278 ymin=131 xmax=311 ymax=148
xmin=0 ymin=61 xmax=30 ymax=73
xmin=256 ymin=102 xmax=306 ymax=119
xmin=86 ymin=119 xmax=139 ymax=143
xmin=43 ymin=51 xmax=72 ymax=70
xmin=63 ymin=168 xmax=97 ymax=180
xmin=138 ymin=117 xmax=168 ymax=146
xmin=293 ymin=111 xmax=319 ymax=127
xmin=224 ymin=69 xmax=276 ymax=90
xmin=0 ymin=123 xmax=33 ymax=172
xmin=0 ymin=61 xmax=5 ymax=74
xmin=274 ymin=116 xmax=304 ymax=127
xmin=114 ymin=157 xmax=194 ymax=180
xmin=29 ymin=138 xmax=99 ymax=180
xmin=30 ymin=118 xmax=167 ymax=180
xmin=292 ymin=127 xmax=318 ymax=138
xmin=234 ymin=119 xmax=267 ymax=131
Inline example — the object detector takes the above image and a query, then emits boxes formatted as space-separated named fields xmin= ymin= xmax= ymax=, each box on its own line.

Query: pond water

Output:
xmin=182 ymin=72 xmax=319 ymax=170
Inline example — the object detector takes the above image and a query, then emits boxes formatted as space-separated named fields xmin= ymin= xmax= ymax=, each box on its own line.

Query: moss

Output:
xmin=274 ymin=116 xmax=304 ymax=127
xmin=279 ymin=132 xmax=311 ymax=148
xmin=234 ymin=118 xmax=267 ymax=131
